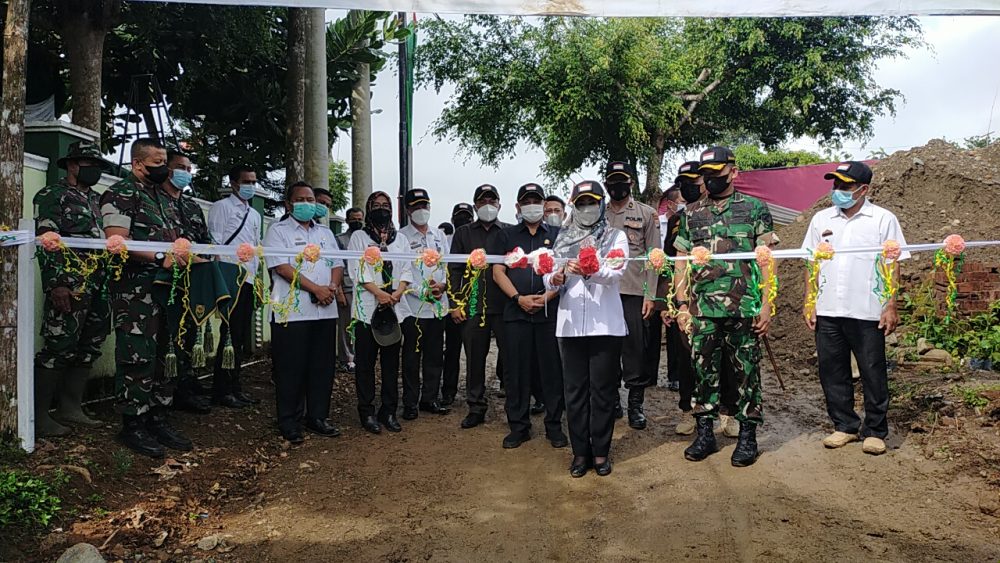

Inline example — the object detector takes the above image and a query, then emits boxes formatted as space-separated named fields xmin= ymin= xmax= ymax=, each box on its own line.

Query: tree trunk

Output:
xmin=642 ymin=129 xmax=666 ymax=204
xmin=61 ymin=21 xmax=106 ymax=133
xmin=0 ymin=0 xmax=31 ymax=438
xmin=348 ymin=10 xmax=372 ymax=211
xmin=284 ymin=8 xmax=307 ymax=187
xmin=303 ymin=8 xmax=329 ymax=192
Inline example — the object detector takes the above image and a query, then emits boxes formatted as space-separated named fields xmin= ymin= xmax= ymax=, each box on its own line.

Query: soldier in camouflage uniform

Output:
xmin=33 ymin=141 xmax=113 ymax=437
xmin=673 ymin=146 xmax=776 ymax=467
xmin=161 ymin=150 xmax=214 ymax=414
xmin=100 ymin=138 xmax=195 ymax=458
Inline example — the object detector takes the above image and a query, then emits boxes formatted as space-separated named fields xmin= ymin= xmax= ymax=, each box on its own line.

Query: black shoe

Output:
xmin=666 ymin=381 xmax=680 ymax=392
xmin=627 ymin=387 xmax=647 ymax=430
xmin=420 ymin=402 xmax=450 ymax=415
xmin=502 ymin=431 xmax=530 ymax=449
xmin=379 ymin=414 xmax=402 ymax=433
xmin=595 ymin=458 xmax=613 ymax=477
xmin=461 ymin=412 xmax=485 ymax=429
xmin=614 ymin=399 xmax=624 ymax=420
xmin=173 ymin=393 xmax=212 ymax=414
xmin=361 ymin=415 xmax=382 ymax=434
xmin=547 ymin=431 xmax=569 ymax=449
xmin=233 ymin=391 xmax=260 ymax=405
xmin=214 ymin=394 xmax=251 ymax=409
xmin=731 ymin=422 xmax=760 ymax=467
xmin=440 ymin=394 xmax=455 ymax=407
xmin=497 ymin=388 xmax=506 ymax=399
xmin=530 ymin=401 xmax=545 ymax=415
xmin=305 ymin=418 xmax=341 ymax=437
xmin=281 ymin=429 xmax=305 ymax=445
xmin=147 ymin=411 xmax=193 ymax=451
xmin=569 ymin=456 xmax=592 ymax=478
xmin=401 ymin=406 xmax=419 ymax=420
xmin=118 ymin=416 xmax=165 ymax=459
xmin=684 ymin=417 xmax=718 ymax=462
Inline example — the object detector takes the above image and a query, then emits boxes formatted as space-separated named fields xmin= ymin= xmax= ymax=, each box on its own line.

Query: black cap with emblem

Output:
xmin=516 ymin=183 xmax=545 ymax=202
xmin=404 ymin=188 xmax=430 ymax=207
xmin=452 ymin=202 xmax=474 ymax=217
xmin=473 ymin=184 xmax=500 ymax=202
xmin=570 ymin=180 xmax=605 ymax=203
xmin=697 ymin=146 xmax=736 ymax=172
xmin=824 ymin=161 xmax=873 ymax=185
xmin=604 ymin=161 xmax=637 ymax=182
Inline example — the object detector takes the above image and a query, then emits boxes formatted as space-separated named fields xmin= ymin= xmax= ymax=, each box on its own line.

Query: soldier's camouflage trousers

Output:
xmin=110 ymin=272 xmax=174 ymax=416
xmin=35 ymin=287 xmax=111 ymax=370
xmin=690 ymin=316 xmax=763 ymax=425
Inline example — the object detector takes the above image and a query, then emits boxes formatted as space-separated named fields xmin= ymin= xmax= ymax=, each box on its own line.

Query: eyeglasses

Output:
xmin=371 ymin=203 xmax=391 ymax=210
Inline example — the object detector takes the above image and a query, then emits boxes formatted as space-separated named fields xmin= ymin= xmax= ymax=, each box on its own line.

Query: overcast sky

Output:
xmin=328 ymin=15 xmax=1000 ymax=226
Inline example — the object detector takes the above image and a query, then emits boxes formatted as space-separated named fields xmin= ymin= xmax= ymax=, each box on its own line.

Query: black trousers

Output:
xmin=270 ymin=319 xmax=336 ymax=435
xmin=401 ymin=316 xmax=445 ymax=408
xmin=620 ymin=295 xmax=653 ymax=389
xmin=503 ymin=320 xmax=564 ymax=437
xmin=560 ymin=336 xmax=623 ymax=458
xmin=668 ymin=322 xmax=740 ymax=413
xmin=643 ymin=314 xmax=663 ymax=387
xmin=816 ymin=316 xmax=889 ymax=438
xmin=214 ymin=282 xmax=253 ymax=398
xmin=442 ymin=317 xmax=464 ymax=400
xmin=463 ymin=313 xmax=506 ymax=415
xmin=354 ymin=322 xmax=401 ymax=419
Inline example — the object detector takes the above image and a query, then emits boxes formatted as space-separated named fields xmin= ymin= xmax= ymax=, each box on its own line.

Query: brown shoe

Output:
xmin=822 ymin=431 xmax=859 ymax=449
xmin=862 ymin=437 xmax=887 ymax=455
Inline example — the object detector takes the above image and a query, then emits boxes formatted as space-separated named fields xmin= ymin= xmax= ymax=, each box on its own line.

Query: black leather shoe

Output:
xmin=461 ymin=412 xmax=485 ymax=429
xmin=281 ymin=429 xmax=305 ymax=445
xmin=547 ymin=431 xmax=569 ymax=449
xmin=173 ymin=393 xmax=212 ymax=414
xmin=666 ymin=381 xmax=680 ymax=392
xmin=627 ymin=388 xmax=647 ymax=430
xmin=595 ymin=458 xmax=613 ymax=477
xmin=731 ymin=422 xmax=760 ymax=467
xmin=305 ymin=418 xmax=341 ymax=437
xmin=569 ymin=456 xmax=591 ymax=478
xmin=440 ymin=394 xmax=455 ymax=407
xmin=380 ymin=414 xmax=402 ymax=433
xmin=214 ymin=394 xmax=251 ymax=409
xmin=614 ymin=399 xmax=624 ymax=420
xmin=401 ymin=406 xmax=419 ymax=420
xmin=502 ymin=431 xmax=530 ymax=449
xmin=233 ymin=391 xmax=260 ymax=405
xmin=419 ymin=402 xmax=450 ymax=415
xmin=147 ymin=411 xmax=193 ymax=451
xmin=530 ymin=401 xmax=545 ymax=415
xmin=684 ymin=417 xmax=718 ymax=462
xmin=118 ymin=416 xmax=165 ymax=459
xmin=361 ymin=415 xmax=382 ymax=434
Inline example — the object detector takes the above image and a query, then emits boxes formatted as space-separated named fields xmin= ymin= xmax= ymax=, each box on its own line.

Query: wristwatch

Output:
xmin=511 ymin=293 xmax=521 ymax=304
xmin=674 ymin=298 xmax=689 ymax=308
xmin=154 ymin=252 xmax=166 ymax=268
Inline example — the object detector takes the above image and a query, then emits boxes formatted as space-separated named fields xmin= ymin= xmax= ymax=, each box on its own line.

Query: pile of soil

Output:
xmin=769 ymin=139 xmax=1000 ymax=365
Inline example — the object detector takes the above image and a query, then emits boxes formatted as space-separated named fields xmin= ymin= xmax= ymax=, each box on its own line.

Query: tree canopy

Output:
xmin=733 ymin=144 xmax=827 ymax=170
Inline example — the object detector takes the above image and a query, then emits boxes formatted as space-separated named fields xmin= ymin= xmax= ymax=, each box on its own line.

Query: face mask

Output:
xmin=607 ymin=183 xmax=631 ymax=201
xmin=831 ymin=188 xmax=862 ymax=209
xmin=291 ymin=202 xmax=315 ymax=222
xmin=545 ymin=213 xmax=563 ymax=227
xmin=169 ymin=170 xmax=192 ymax=190
xmin=453 ymin=214 xmax=472 ymax=229
xmin=370 ymin=207 xmax=392 ymax=226
xmin=680 ymin=182 xmax=702 ymax=204
xmin=520 ymin=204 xmax=544 ymax=224
xmin=238 ymin=184 xmax=256 ymax=200
xmin=410 ymin=209 xmax=431 ymax=226
xmin=676 ymin=203 xmax=686 ymax=212
xmin=145 ymin=163 xmax=169 ymax=185
xmin=76 ymin=166 xmax=102 ymax=187
xmin=574 ymin=205 xmax=602 ymax=227
xmin=347 ymin=220 xmax=363 ymax=232
xmin=313 ymin=204 xmax=329 ymax=220
xmin=705 ymin=175 xmax=731 ymax=197
xmin=476 ymin=204 xmax=499 ymax=223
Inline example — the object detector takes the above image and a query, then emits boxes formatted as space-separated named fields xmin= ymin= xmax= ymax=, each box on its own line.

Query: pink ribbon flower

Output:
xmin=363 ymin=246 xmax=382 ymax=265
xmin=421 ymin=248 xmax=442 ymax=268
xmin=105 ymin=234 xmax=127 ymax=256
xmin=302 ymin=243 xmax=321 ymax=263
xmin=39 ymin=231 xmax=63 ymax=252
xmin=882 ymin=240 xmax=901 ymax=262
xmin=236 ymin=242 xmax=255 ymax=263
xmin=171 ymin=238 xmax=192 ymax=260
xmin=943 ymin=234 xmax=965 ymax=256
xmin=469 ymin=248 xmax=488 ymax=270
xmin=691 ymin=246 xmax=712 ymax=266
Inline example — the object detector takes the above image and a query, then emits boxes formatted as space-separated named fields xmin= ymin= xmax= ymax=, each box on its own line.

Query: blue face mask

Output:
xmin=313 ymin=204 xmax=329 ymax=220
xmin=291 ymin=202 xmax=315 ymax=222
xmin=238 ymin=183 xmax=256 ymax=200
xmin=170 ymin=169 xmax=192 ymax=189
xmin=831 ymin=187 xmax=861 ymax=209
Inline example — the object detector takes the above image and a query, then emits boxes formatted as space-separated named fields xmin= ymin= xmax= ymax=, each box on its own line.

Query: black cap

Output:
xmin=674 ymin=160 xmax=701 ymax=183
xmin=404 ymin=188 xmax=430 ymax=207
xmin=604 ymin=161 xmax=637 ymax=182
xmin=516 ymin=183 xmax=545 ymax=202
xmin=824 ymin=161 xmax=873 ymax=185
xmin=697 ymin=146 xmax=736 ymax=172
xmin=452 ymin=202 xmax=474 ymax=217
xmin=570 ymin=180 xmax=606 ymax=203
xmin=473 ymin=184 xmax=500 ymax=202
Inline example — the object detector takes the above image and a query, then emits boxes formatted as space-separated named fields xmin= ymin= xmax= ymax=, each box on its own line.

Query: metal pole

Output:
xmin=17 ymin=218 xmax=36 ymax=452
xmin=397 ymin=11 xmax=409 ymax=227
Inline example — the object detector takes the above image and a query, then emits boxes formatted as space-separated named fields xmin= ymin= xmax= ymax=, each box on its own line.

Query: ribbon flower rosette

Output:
xmin=646 ymin=247 xmax=668 ymax=275
xmin=578 ymin=246 xmax=600 ymax=276
xmin=935 ymin=234 xmax=966 ymax=316
xmin=874 ymin=240 xmax=901 ymax=305
xmin=528 ymin=248 xmax=555 ymax=275
xmin=755 ymin=246 xmax=778 ymax=316
xmin=504 ymin=247 xmax=529 ymax=269
xmin=605 ymin=248 xmax=627 ymax=270
xmin=804 ymin=242 xmax=835 ymax=320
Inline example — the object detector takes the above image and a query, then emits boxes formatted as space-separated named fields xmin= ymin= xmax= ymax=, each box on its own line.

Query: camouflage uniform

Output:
xmin=100 ymin=174 xmax=186 ymax=415
xmin=34 ymin=179 xmax=111 ymax=370
xmin=675 ymin=191 xmax=776 ymax=424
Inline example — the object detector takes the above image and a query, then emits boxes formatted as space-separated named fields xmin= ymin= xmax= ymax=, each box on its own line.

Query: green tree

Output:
xmin=328 ymin=159 xmax=351 ymax=211
xmin=418 ymin=16 xmax=923 ymax=200
xmin=733 ymin=144 xmax=826 ymax=170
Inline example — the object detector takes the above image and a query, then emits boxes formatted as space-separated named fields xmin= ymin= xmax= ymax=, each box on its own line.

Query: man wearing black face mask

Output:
xmin=604 ymin=161 xmax=661 ymax=431
xmin=336 ymin=207 xmax=364 ymax=373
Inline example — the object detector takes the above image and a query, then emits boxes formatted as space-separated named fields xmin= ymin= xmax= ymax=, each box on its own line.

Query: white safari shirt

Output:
xmin=801 ymin=199 xmax=910 ymax=321
xmin=264 ymin=217 xmax=344 ymax=323
xmin=397 ymin=224 xmax=450 ymax=320
xmin=347 ymin=230 xmax=413 ymax=325
xmin=208 ymin=194 xmax=262 ymax=282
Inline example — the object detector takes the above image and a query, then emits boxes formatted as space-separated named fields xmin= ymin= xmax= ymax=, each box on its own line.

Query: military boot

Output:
xmin=627 ymin=387 xmax=647 ymax=430
xmin=147 ymin=408 xmax=193 ymax=451
xmin=54 ymin=367 xmax=102 ymax=428
xmin=35 ymin=367 xmax=70 ymax=437
xmin=118 ymin=415 xmax=165 ymax=458
xmin=731 ymin=422 xmax=759 ymax=467
xmin=683 ymin=416 xmax=718 ymax=462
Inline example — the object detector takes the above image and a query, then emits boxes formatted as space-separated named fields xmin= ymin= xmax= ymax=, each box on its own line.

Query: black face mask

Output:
xmin=347 ymin=220 xmax=363 ymax=232
xmin=680 ymin=182 xmax=702 ymax=204
xmin=705 ymin=175 xmax=732 ymax=197
xmin=607 ymin=183 xmax=631 ymax=201
xmin=145 ymin=164 xmax=170 ymax=185
xmin=452 ymin=214 xmax=472 ymax=229
xmin=370 ymin=208 xmax=392 ymax=226
xmin=76 ymin=166 xmax=103 ymax=187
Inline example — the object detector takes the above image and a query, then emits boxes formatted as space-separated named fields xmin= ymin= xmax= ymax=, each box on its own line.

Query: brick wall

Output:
xmin=935 ymin=262 xmax=1000 ymax=314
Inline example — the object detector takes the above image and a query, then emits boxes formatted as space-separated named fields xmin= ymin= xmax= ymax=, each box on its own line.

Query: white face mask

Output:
xmin=520 ymin=204 xmax=544 ymax=224
xmin=545 ymin=213 xmax=563 ymax=227
xmin=410 ymin=208 xmax=431 ymax=226
xmin=476 ymin=204 xmax=499 ymax=223
xmin=676 ymin=203 xmax=686 ymax=212
xmin=574 ymin=205 xmax=601 ymax=227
